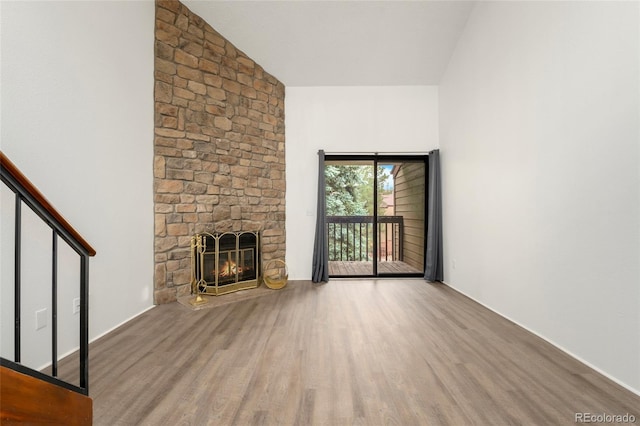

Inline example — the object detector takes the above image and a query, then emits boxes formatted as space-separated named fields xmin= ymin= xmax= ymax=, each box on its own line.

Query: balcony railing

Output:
xmin=326 ymin=215 xmax=403 ymax=262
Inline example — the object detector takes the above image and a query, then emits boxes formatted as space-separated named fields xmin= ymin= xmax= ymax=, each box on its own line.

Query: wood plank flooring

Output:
xmin=329 ymin=261 xmax=422 ymax=276
xmin=58 ymin=280 xmax=640 ymax=425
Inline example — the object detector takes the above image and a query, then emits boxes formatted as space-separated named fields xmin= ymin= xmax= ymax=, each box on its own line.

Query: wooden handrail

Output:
xmin=0 ymin=152 xmax=96 ymax=256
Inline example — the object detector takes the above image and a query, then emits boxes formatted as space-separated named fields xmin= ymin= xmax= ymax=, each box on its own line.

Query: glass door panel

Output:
xmin=325 ymin=160 xmax=374 ymax=276
xmin=377 ymin=160 xmax=425 ymax=275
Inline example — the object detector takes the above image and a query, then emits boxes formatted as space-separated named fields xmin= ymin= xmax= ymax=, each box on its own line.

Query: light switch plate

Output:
xmin=35 ymin=308 xmax=47 ymax=330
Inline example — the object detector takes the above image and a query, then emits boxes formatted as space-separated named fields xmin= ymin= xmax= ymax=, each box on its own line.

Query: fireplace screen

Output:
xmin=191 ymin=231 xmax=260 ymax=296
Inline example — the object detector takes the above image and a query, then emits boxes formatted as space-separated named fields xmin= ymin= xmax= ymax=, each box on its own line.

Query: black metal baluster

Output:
xmin=399 ymin=219 xmax=404 ymax=261
xmin=385 ymin=223 xmax=389 ymax=261
xmin=373 ymin=221 xmax=378 ymax=276
xmin=352 ymin=223 xmax=356 ymax=261
xmin=327 ymin=224 xmax=330 ymax=260
xmin=364 ymin=222 xmax=368 ymax=261
xmin=377 ymin=223 xmax=380 ymax=263
xmin=392 ymin=222 xmax=396 ymax=261
xmin=52 ymin=230 xmax=58 ymax=377
xmin=338 ymin=223 xmax=341 ymax=261
xmin=379 ymin=223 xmax=383 ymax=262
xmin=14 ymin=195 xmax=21 ymax=363
xmin=342 ymin=223 xmax=346 ymax=261
xmin=333 ymin=224 xmax=337 ymax=260
xmin=359 ymin=223 xmax=363 ymax=261
xmin=79 ymin=255 xmax=89 ymax=394
xmin=344 ymin=223 xmax=348 ymax=261
xmin=383 ymin=223 xmax=387 ymax=261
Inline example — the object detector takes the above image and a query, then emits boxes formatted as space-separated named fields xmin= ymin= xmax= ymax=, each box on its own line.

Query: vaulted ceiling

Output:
xmin=182 ymin=1 xmax=476 ymax=87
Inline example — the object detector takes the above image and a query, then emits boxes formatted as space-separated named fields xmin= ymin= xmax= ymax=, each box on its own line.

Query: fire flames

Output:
xmin=215 ymin=260 xmax=242 ymax=278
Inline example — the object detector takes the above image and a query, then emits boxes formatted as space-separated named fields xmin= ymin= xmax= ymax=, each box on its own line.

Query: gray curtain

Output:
xmin=424 ymin=149 xmax=444 ymax=282
xmin=312 ymin=150 xmax=329 ymax=282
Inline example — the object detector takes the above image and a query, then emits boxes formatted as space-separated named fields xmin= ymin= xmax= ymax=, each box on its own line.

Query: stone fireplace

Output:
xmin=153 ymin=0 xmax=286 ymax=304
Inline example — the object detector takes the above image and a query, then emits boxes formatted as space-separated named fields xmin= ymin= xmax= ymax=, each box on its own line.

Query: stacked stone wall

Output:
xmin=154 ymin=0 xmax=285 ymax=303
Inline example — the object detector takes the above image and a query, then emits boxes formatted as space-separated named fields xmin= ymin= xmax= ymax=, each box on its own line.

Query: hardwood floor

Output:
xmin=58 ymin=280 xmax=640 ymax=425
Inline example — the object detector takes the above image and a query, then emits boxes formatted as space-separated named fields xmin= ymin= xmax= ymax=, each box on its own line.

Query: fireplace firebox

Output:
xmin=191 ymin=231 xmax=260 ymax=296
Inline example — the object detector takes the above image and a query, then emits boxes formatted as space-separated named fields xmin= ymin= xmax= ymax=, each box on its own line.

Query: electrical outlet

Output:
xmin=452 ymin=259 xmax=457 ymax=270
xmin=73 ymin=298 xmax=80 ymax=314
xmin=35 ymin=308 xmax=47 ymax=330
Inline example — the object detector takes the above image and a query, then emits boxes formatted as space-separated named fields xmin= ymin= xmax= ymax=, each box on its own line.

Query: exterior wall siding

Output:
xmin=393 ymin=163 xmax=424 ymax=272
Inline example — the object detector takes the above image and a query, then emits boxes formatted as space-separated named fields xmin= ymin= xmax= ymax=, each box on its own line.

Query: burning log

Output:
xmin=213 ymin=260 xmax=243 ymax=278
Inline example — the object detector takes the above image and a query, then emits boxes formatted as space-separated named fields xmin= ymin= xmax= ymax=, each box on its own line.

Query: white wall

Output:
xmin=440 ymin=2 xmax=639 ymax=392
xmin=1 ymin=1 xmax=155 ymax=368
xmin=285 ymin=86 xmax=439 ymax=279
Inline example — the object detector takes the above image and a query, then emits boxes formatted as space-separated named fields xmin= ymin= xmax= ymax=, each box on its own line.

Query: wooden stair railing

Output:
xmin=0 ymin=151 xmax=95 ymax=424
xmin=0 ymin=152 xmax=96 ymax=256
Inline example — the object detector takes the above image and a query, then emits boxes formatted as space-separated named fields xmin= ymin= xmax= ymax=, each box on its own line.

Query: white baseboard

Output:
xmin=89 ymin=304 xmax=156 ymax=345
xmin=34 ymin=304 xmax=156 ymax=372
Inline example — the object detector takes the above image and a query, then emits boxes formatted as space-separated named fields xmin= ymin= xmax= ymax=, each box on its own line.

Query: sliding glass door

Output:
xmin=325 ymin=155 xmax=427 ymax=278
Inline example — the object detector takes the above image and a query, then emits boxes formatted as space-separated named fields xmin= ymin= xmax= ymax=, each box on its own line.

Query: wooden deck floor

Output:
xmin=329 ymin=260 xmax=422 ymax=276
